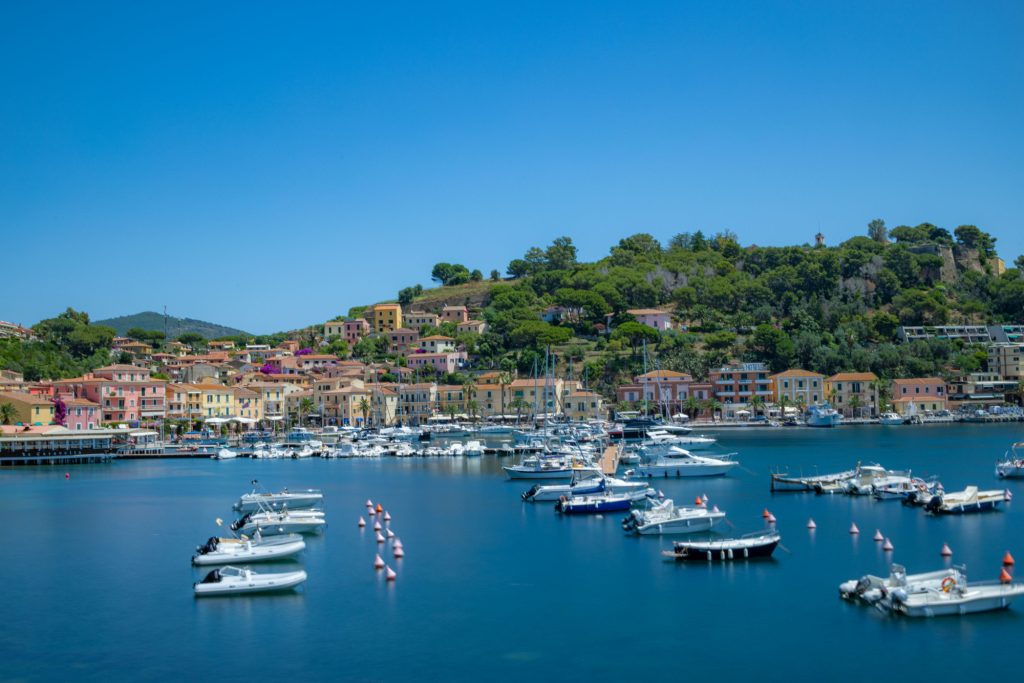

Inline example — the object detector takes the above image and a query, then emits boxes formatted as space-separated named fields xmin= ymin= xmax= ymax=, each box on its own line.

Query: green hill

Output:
xmin=94 ymin=312 xmax=249 ymax=339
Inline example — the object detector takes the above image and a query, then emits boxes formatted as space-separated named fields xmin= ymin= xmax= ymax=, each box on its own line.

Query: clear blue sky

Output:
xmin=3 ymin=1 xmax=1022 ymax=334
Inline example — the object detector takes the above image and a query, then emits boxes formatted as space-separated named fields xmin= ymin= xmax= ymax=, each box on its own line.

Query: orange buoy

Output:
xmin=384 ymin=511 xmax=392 ymax=522
xmin=1004 ymin=551 xmax=1015 ymax=566
xmin=941 ymin=543 xmax=952 ymax=557
xmin=376 ymin=503 xmax=383 ymax=513
xmin=385 ymin=565 xmax=397 ymax=581
xmin=695 ymin=496 xmax=703 ymax=506
xmin=767 ymin=513 xmax=777 ymax=524
xmin=358 ymin=517 xmax=366 ymax=528
xmin=373 ymin=520 xmax=382 ymax=531
xmin=807 ymin=518 xmax=816 ymax=530
xmin=394 ymin=545 xmax=405 ymax=558
xmin=873 ymin=529 xmax=884 ymax=542
xmin=375 ymin=532 xmax=386 ymax=543
xmin=374 ymin=554 xmax=385 ymax=569
xmin=882 ymin=538 xmax=894 ymax=552
xmin=762 ymin=508 xmax=771 ymax=519
xmin=850 ymin=523 xmax=860 ymax=534
xmin=1000 ymin=567 xmax=1013 ymax=583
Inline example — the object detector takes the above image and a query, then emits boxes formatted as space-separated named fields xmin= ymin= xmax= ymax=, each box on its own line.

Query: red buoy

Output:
xmin=762 ymin=508 xmax=771 ymax=519
xmin=1000 ymin=567 xmax=1013 ymax=583
xmin=376 ymin=503 xmax=383 ymax=513
xmin=1004 ymin=551 xmax=1015 ymax=566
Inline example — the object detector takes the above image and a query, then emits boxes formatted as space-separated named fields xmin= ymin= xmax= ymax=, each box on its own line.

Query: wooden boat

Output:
xmin=663 ymin=531 xmax=780 ymax=561
xmin=770 ymin=468 xmax=856 ymax=492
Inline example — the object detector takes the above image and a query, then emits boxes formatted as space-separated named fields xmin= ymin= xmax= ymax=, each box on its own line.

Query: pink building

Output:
xmin=64 ymin=398 xmax=101 ymax=430
xmin=616 ymin=370 xmax=693 ymax=412
xmin=55 ymin=364 xmax=166 ymax=424
xmin=406 ymin=352 xmax=466 ymax=375
xmin=626 ymin=308 xmax=673 ymax=331
xmin=441 ymin=305 xmax=469 ymax=324
xmin=344 ymin=319 xmax=371 ymax=344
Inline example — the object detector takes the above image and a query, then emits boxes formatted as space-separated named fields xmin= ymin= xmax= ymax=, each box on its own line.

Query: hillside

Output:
xmin=95 ymin=312 xmax=249 ymax=339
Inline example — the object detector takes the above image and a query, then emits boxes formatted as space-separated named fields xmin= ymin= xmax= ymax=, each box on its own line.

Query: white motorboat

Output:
xmin=806 ymin=404 xmax=842 ymax=428
xmin=665 ymin=531 xmax=781 ymax=561
xmin=291 ymin=445 xmax=314 ymax=459
xmin=633 ymin=449 xmax=738 ymax=478
xmin=887 ymin=572 xmax=1024 ymax=617
xmin=503 ymin=455 xmax=600 ymax=481
xmin=770 ymin=468 xmax=857 ymax=492
xmin=622 ymin=498 xmax=727 ymax=535
xmin=463 ymin=440 xmax=484 ymax=457
xmin=448 ymin=442 xmax=465 ymax=457
xmin=840 ymin=564 xmax=966 ymax=604
xmin=193 ymin=565 xmax=307 ymax=596
xmin=522 ymin=474 xmax=651 ymax=502
xmin=234 ymin=485 xmax=324 ymax=512
xmin=192 ymin=533 xmax=306 ymax=565
xmin=843 ymin=464 xmax=910 ymax=495
xmin=924 ymin=486 xmax=1007 ymax=514
xmin=555 ymin=488 xmax=654 ymax=514
xmin=872 ymin=476 xmax=937 ymax=502
xmin=231 ymin=509 xmax=327 ymax=536
xmin=996 ymin=442 xmax=1024 ymax=479
xmin=878 ymin=412 xmax=904 ymax=425
xmin=212 ymin=448 xmax=238 ymax=460
xmin=636 ymin=429 xmax=717 ymax=454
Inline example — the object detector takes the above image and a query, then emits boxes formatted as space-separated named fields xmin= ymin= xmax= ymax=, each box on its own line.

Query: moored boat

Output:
xmin=555 ymin=489 xmax=653 ymax=515
xmin=212 ymin=448 xmax=238 ymax=460
xmin=234 ymin=485 xmax=324 ymax=512
xmin=193 ymin=565 xmax=307 ymax=596
xmin=663 ymin=531 xmax=780 ymax=561
xmin=839 ymin=564 xmax=965 ymax=604
xmin=622 ymin=498 xmax=727 ymax=535
xmin=887 ymin=573 xmax=1024 ymax=617
xmin=806 ymin=404 xmax=842 ymax=428
xmin=633 ymin=449 xmax=738 ymax=478
xmin=231 ymin=509 xmax=327 ymax=536
xmin=192 ymin=533 xmax=306 ymax=565
xmin=924 ymin=486 xmax=1006 ymax=514
xmin=770 ymin=468 xmax=856 ymax=492
xmin=995 ymin=442 xmax=1024 ymax=479
xmin=522 ymin=474 xmax=650 ymax=502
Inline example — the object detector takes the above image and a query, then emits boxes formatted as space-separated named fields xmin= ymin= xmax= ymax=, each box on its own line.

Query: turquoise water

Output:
xmin=1 ymin=423 xmax=1022 ymax=682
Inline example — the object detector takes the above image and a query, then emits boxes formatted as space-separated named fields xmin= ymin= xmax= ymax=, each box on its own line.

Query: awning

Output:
xmin=205 ymin=417 xmax=229 ymax=424
xmin=264 ymin=415 xmax=285 ymax=421
xmin=231 ymin=417 xmax=258 ymax=424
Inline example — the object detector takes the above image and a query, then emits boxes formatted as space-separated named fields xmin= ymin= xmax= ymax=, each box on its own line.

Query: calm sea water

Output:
xmin=1 ymin=423 xmax=1022 ymax=682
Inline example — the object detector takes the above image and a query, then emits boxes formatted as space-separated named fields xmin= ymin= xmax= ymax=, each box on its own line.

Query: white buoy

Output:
xmin=850 ymin=523 xmax=860 ymax=535
xmin=873 ymin=529 xmax=884 ymax=542
xmin=941 ymin=543 xmax=953 ymax=557
xmin=384 ymin=511 xmax=392 ymax=522
xmin=368 ymin=508 xmax=376 ymax=517
xmin=807 ymin=518 xmax=816 ymax=530
xmin=374 ymin=554 xmax=385 ymax=569
xmin=373 ymin=520 xmax=382 ymax=531
xmin=767 ymin=513 xmax=777 ymax=524
xmin=366 ymin=499 xmax=373 ymax=508
xmin=394 ymin=538 xmax=403 ymax=549
xmin=385 ymin=565 xmax=397 ymax=581
xmin=882 ymin=537 xmax=894 ymax=552
xmin=1006 ymin=489 xmax=1013 ymax=502
xmin=657 ymin=490 xmax=665 ymax=499
xmin=358 ymin=517 xmax=366 ymax=528
xmin=701 ymin=493 xmax=709 ymax=504
xmin=712 ymin=505 xmax=720 ymax=513
xmin=394 ymin=545 xmax=405 ymax=558
xmin=385 ymin=528 xmax=394 ymax=538
xmin=375 ymin=531 xmax=385 ymax=543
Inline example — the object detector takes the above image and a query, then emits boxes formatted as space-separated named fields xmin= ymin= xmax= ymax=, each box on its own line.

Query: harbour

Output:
xmin=2 ymin=422 xmax=1022 ymax=682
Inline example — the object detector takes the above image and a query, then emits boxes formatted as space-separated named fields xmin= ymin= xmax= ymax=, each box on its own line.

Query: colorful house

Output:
xmin=55 ymin=364 xmax=166 ymax=424
xmin=64 ymin=398 xmax=101 ymax=430
xmin=388 ymin=328 xmax=420 ymax=354
xmin=709 ymin=363 xmax=773 ymax=404
xmin=771 ymin=369 xmax=826 ymax=406
xmin=417 ymin=335 xmax=457 ymax=353
xmin=890 ymin=378 xmax=946 ymax=415
xmin=367 ymin=304 xmax=403 ymax=334
xmin=626 ymin=308 xmax=673 ymax=331
xmin=403 ymin=311 xmax=440 ymax=329
xmin=324 ymin=320 xmax=346 ymax=339
xmin=343 ymin=319 xmax=371 ymax=344
xmin=825 ymin=372 xmax=879 ymax=417
xmin=441 ymin=305 xmax=469 ymax=324
xmin=0 ymin=391 xmax=55 ymax=425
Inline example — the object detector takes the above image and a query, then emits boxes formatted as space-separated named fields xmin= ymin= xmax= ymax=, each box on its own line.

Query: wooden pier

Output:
xmin=600 ymin=444 xmax=621 ymax=475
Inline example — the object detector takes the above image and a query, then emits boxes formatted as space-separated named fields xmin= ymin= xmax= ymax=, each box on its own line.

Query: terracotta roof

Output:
xmin=627 ymin=308 xmax=670 ymax=316
xmin=94 ymin=364 xmax=147 ymax=372
xmin=65 ymin=398 xmax=100 ymax=407
xmin=0 ymin=391 xmax=52 ymax=405
xmin=827 ymin=372 xmax=878 ymax=382
xmin=771 ymin=369 xmax=824 ymax=378
xmin=419 ymin=335 xmax=455 ymax=342
xmin=892 ymin=377 xmax=944 ymax=386
xmin=637 ymin=370 xmax=691 ymax=379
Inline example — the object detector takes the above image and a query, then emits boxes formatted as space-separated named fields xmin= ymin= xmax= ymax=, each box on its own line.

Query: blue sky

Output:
xmin=2 ymin=1 xmax=1022 ymax=334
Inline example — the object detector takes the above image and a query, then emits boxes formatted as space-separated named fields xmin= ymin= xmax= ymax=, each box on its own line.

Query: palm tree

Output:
xmin=749 ymin=395 xmax=765 ymax=417
xmin=848 ymin=394 xmax=862 ymax=419
xmin=467 ymin=399 xmax=479 ymax=422
xmin=703 ymin=398 xmax=722 ymax=422
xmin=683 ymin=396 xmax=702 ymax=421
xmin=298 ymin=397 xmax=315 ymax=426
xmin=445 ymin=404 xmax=459 ymax=421
xmin=510 ymin=397 xmax=530 ymax=426
xmin=776 ymin=394 xmax=790 ymax=418
xmin=498 ymin=370 xmax=515 ymax=417
xmin=794 ymin=394 xmax=806 ymax=414
xmin=358 ymin=397 xmax=371 ymax=427
xmin=0 ymin=402 xmax=17 ymax=425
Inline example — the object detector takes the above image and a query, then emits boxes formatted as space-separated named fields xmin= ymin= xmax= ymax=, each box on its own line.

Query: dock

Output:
xmin=601 ymin=444 xmax=620 ymax=475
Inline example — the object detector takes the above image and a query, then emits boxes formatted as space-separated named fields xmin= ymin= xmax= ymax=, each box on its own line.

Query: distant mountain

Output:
xmin=94 ymin=311 xmax=249 ymax=339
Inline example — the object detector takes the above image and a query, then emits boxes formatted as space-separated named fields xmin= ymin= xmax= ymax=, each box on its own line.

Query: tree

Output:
xmin=358 ymin=397 xmax=371 ymax=426
xmin=683 ymin=396 xmax=702 ymax=419
xmin=298 ymin=397 xmax=315 ymax=426
xmin=510 ymin=397 xmax=530 ymax=425
xmin=776 ymin=394 xmax=790 ymax=416
xmin=398 ymin=285 xmax=423 ymax=305
xmin=749 ymin=395 xmax=765 ymax=416
xmin=470 ymin=269 xmax=483 ymax=282
xmin=954 ymin=225 xmax=997 ymax=258
xmin=747 ymin=324 xmax=795 ymax=373
xmin=177 ymin=332 xmax=205 ymax=347
xmin=868 ymin=218 xmax=887 ymax=243
xmin=703 ymin=398 xmax=722 ymax=422
xmin=611 ymin=322 xmax=660 ymax=356
xmin=0 ymin=402 xmax=17 ymax=425
xmin=52 ymin=396 xmax=67 ymax=426
xmin=490 ymin=269 xmax=501 ymax=281
xmin=545 ymin=236 xmax=578 ymax=271
xmin=431 ymin=263 xmax=471 ymax=286
xmin=848 ymin=394 xmax=862 ymax=418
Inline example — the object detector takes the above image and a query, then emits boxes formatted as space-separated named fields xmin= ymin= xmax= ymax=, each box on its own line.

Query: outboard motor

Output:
xmin=925 ymin=495 xmax=943 ymax=513
xmin=903 ymin=491 xmax=918 ymax=506
xmin=521 ymin=485 xmax=540 ymax=502
xmin=231 ymin=513 xmax=251 ymax=532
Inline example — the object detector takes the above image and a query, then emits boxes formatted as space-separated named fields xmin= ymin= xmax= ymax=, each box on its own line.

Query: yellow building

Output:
xmin=436 ymin=384 xmax=469 ymax=415
xmin=771 ymin=369 xmax=826 ymax=405
xmin=193 ymin=383 xmax=236 ymax=417
xmin=324 ymin=320 xmax=346 ymax=339
xmin=367 ymin=303 xmax=403 ymax=334
xmin=0 ymin=391 xmax=55 ymax=425
xmin=564 ymin=391 xmax=605 ymax=421
xmin=825 ymin=372 xmax=879 ymax=417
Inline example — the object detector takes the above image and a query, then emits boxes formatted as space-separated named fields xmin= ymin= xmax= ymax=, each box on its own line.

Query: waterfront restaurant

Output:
xmin=0 ymin=425 xmax=119 ymax=465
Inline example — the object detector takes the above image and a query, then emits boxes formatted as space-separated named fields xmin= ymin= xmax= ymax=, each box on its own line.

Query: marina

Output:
xmin=1 ymin=422 xmax=1023 ymax=681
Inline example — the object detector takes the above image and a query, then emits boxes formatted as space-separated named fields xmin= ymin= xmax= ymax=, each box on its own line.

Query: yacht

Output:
xmin=555 ymin=488 xmax=654 ymax=515
xmin=878 ymin=412 xmax=904 ymax=425
xmin=622 ymin=498 xmax=727 ymax=535
xmin=503 ymin=454 xmax=600 ymax=481
xmin=212 ymin=448 xmax=238 ymax=460
xmin=608 ymin=417 xmax=692 ymax=441
xmin=635 ymin=429 xmax=717 ymax=455
xmin=996 ymin=442 xmax=1024 ymax=479
xmin=806 ymin=404 xmax=842 ymax=428
xmin=633 ymin=449 xmax=738 ymax=478
xmin=463 ymin=440 xmax=484 ymax=457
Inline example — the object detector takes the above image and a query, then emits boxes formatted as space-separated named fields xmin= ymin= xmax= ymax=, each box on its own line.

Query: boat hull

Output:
xmin=192 ymin=538 xmax=306 ymax=565
xmin=665 ymin=538 xmax=779 ymax=561
xmin=894 ymin=585 xmax=1024 ymax=617
xmin=194 ymin=569 xmax=307 ymax=596
xmin=635 ymin=462 xmax=736 ymax=478
xmin=556 ymin=498 xmax=633 ymax=514
xmin=629 ymin=511 xmax=727 ymax=535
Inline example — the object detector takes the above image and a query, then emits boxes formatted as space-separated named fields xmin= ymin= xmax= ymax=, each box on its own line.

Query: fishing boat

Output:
xmin=522 ymin=474 xmax=650 ymax=502
xmin=231 ymin=509 xmax=327 ymax=536
xmin=192 ymin=533 xmax=306 ymax=565
xmin=878 ymin=412 xmax=904 ymax=425
xmin=622 ymin=498 xmax=727 ymax=535
xmin=873 ymin=476 xmax=938 ymax=502
xmin=633 ymin=449 xmax=738 ymax=478
xmin=212 ymin=448 xmax=238 ymax=460
xmin=663 ymin=531 xmax=780 ymax=561
xmin=806 ymin=404 xmax=842 ymax=428
xmin=769 ymin=467 xmax=857 ymax=492
xmin=995 ymin=442 xmax=1024 ymax=479
xmin=193 ymin=566 xmax=307 ymax=596
xmin=555 ymin=489 xmax=653 ymax=515
xmin=839 ymin=564 xmax=965 ymax=604
xmin=924 ymin=486 xmax=1007 ymax=514
xmin=886 ymin=570 xmax=1024 ymax=617
xmin=233 ymin=485 xmax=324 ymax=513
